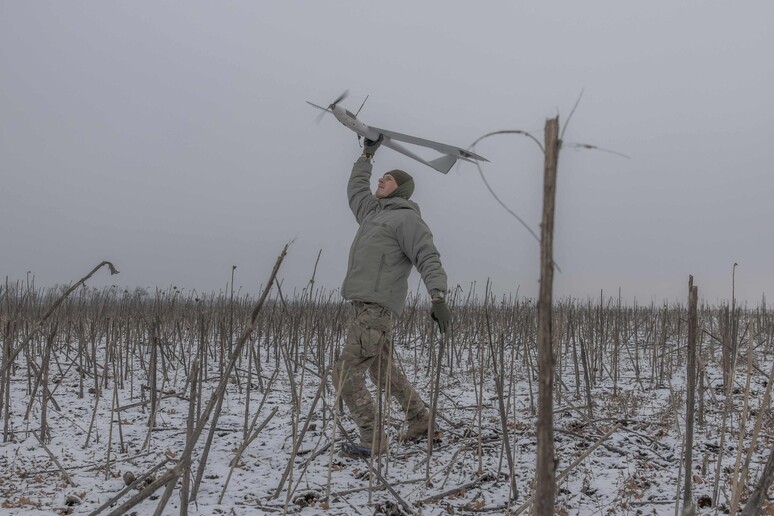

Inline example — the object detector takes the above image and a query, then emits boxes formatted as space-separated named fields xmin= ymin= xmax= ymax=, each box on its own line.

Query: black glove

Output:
xmin=363 ymin=134 xmax=383 ymax=157
xmin=430 ymin=299 xmax=451 ymax=334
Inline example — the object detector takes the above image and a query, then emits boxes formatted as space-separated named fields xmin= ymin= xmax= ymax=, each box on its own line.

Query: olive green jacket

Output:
xmin=341 ymin=156 xmax=448 ymax=314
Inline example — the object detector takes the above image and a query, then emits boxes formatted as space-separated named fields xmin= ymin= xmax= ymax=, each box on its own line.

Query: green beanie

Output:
xmin=385 ymin=169 xmax=415 ymax=200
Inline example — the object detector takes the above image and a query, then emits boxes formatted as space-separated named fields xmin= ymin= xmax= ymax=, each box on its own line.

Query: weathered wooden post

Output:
xmin=683 ymin=276 xmax=698 ymax=512
xmin=535 ymin=116 xmax=560 ymax=515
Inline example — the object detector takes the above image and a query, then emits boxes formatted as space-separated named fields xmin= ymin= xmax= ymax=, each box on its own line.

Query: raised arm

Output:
xmin=348 ymin=156 xmax=379 ymax=224
xmin=347 ymin=135 xmax=384 ymax=224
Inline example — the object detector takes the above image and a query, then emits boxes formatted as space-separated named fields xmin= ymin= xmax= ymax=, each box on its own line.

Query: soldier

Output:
xmin=334 ymin=134 xmax=452 ymax=457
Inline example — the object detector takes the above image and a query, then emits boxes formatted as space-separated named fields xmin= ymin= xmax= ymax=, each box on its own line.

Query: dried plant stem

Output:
xmin=243 ymin=340 xmax=253 ymax=439
xmin=674 ymin=439 xmax=685 ymax=516
xmin=579 ymin=335 xmax=593 ymax=419
xmin=475 ymin=331 xmax=486 ymax=474
xmin=0 ymin=261 xmax=119 ymax=378
xmin=729 ymin=322 xmax=755 ymax=514
xmin=2 ymin=314 xmax=12 ymax=441
xmin=40 ymin=321 xmax=58 ymax=442
xmin=188 ymin=376 xmax=226 ymax=501
xmin=84 ymin=386 xmax=101 ymax=448
xmin=219 ymin=406 xmax=278 ymax=503
xmin=112 ymin=360 xmax=126 ymax=453
xmin=106 ymin=246 xmax=288 ymax=515
xmin=33 ymin=430 xmax=77 ymax=486
xmin=105 ymin=365 xmax=118 ymax=480
xmin=87 ymin=458 xmax=171 ymax=516
xmin=416 ymin=472 xmax=495 ymax=505
xmin=188 ymin=245 xmax=289 ymax=504
xmin=325 ymin=387 xmax=342 ymax=502
xmin=712 ymin=317 xmax=744 ymax=507
xmin=426 ymin=331 xmax=444 ymax=483
xmin=144 ymin=322 xmax=159 ymax=449
xmin=323 ymin=477 xmax=424 ymax=500
xmin=272 ymin=368 xmax=330 ymax=500
xmin=6 ymin=247 xmax=774 ymax=515
xmin=485 ymin=324 xmax=517 ymax=500
xmin=179 ymin=359 xmax=198 ymax=516
xmin=737 ymin=354 xmax=774 ymax=505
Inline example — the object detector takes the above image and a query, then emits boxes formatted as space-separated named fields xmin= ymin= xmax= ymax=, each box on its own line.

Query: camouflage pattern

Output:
xmin=333 ymin=302 xmax=428 ymax=451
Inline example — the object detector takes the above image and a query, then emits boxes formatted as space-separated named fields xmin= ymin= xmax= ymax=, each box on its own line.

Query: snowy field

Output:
xmin=1 ymin=290 xmax=773 ymax=515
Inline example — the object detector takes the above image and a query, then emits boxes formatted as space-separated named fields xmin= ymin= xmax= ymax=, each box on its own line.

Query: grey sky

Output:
xmin=2 ymin=1 xmax=772 ymax=305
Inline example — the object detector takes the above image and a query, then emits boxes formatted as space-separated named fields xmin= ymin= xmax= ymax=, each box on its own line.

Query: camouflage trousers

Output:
xmin=333 ymin=302 xmax=427 ymax=449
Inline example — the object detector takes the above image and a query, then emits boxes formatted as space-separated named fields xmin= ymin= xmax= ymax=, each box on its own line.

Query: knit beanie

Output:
xmin=385 ymin=169 xmax=415 ymax=200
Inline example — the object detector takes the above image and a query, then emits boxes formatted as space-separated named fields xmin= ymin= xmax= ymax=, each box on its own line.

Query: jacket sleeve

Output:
xmin=348 ymin=156 xmax=379 ymax=224
xmin=396 ymin=214 xmax=448 ymax=295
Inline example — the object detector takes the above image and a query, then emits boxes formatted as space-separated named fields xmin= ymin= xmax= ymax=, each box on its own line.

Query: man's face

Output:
xmin=375 ymin=173 xmax=398 ymax=199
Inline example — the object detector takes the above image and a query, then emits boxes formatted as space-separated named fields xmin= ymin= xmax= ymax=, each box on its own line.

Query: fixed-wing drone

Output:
xmin=306 ymin=91 xmax=488 ymax=174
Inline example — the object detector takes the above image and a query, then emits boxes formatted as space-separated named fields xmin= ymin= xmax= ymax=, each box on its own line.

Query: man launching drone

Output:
xmin=333 ymin=134 xmax=452 ymax=457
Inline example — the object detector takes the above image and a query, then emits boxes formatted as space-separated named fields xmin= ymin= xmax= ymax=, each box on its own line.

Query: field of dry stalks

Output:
xmin=1 ymin=269 xmax=773 ymax=515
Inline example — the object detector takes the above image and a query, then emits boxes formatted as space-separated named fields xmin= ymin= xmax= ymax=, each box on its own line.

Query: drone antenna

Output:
xmin=355 ymin=95 xmax=369 ymax=117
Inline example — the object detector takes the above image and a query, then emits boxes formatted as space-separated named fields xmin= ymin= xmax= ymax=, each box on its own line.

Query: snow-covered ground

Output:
xmin=1 ymin=320 xmax=773 ymax=515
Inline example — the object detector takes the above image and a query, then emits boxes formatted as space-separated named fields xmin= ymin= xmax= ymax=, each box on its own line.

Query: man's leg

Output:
xmin=368 ymin=327 xmax=430 ymax=441
xmin=333 ymin=303 xmax=388 ymax=451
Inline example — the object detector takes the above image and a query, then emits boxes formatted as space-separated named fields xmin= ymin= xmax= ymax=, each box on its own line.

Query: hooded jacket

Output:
xmin=341 ymin=156 xmax=448 ymax=314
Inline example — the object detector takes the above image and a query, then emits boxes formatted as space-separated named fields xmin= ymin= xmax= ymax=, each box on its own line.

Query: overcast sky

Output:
xmin=2 ymin=1 xmax=773 ymax=305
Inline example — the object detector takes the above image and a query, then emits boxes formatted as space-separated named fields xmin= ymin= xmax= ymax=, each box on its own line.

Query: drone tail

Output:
xmin=382 ymin=138 xmax=463 ymax=175
xmin=427 ymin=154 xmax=460 ymax=175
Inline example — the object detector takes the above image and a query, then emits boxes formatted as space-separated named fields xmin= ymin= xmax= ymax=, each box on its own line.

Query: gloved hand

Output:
xmin=363 ymin=134 xmax=383 ymax=157
xmin=430 ymin=299 xmax=451 ymax=334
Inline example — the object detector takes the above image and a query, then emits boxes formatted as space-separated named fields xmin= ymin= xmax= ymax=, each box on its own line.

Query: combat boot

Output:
xmin=399 ymin=411 xmax=431 ymax=443
xmin=341 ymin=430 xmax=388 ymax=458
xmin=340 ymin=442 xmax=377 ymax=458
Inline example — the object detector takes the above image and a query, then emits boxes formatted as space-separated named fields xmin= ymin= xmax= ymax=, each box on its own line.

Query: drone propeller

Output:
xmin=307 ymin=90 xmax=349 ymax=124
xmin=328 ymin=90 xmax=349 ymax=109
xmin=305 ymin=101 xmax=329 ymax=112
xmin=306 ymin=101 xmax=332 ymax=124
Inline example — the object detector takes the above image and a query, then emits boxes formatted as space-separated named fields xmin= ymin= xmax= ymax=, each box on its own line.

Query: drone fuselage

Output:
xmin=331 ymin=105 xmax=380 ymax=141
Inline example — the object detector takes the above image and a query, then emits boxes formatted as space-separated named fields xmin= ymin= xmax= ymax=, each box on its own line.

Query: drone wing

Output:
xmin=370 ymin=126 xmax=489 ymax=163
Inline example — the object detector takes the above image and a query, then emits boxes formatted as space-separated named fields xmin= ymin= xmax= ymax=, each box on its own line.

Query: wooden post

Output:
xmin=683 ymin=276 xmax=698 ymax=511
xmin=535 ymin=116 xmax=560 ymax=516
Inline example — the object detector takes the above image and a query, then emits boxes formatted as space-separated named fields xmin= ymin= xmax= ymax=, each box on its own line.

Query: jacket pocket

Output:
xmin=374 ymin=254 xmax=386 ymax=292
